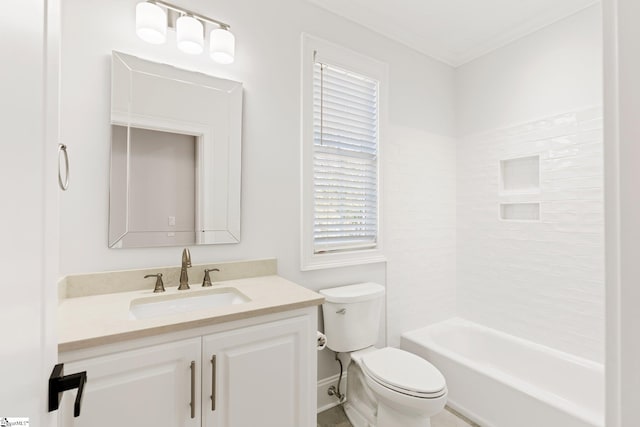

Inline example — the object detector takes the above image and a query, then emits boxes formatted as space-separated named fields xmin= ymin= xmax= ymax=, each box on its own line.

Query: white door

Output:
xmin=0 ymin=0 xmax=59 ymax=426
xmin=202 ymin=316 xmax=315 ymax=427
xmin=59 ymin=339 xmax=201 ymax=427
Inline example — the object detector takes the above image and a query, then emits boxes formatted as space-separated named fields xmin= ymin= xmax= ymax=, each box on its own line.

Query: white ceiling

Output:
xmin=307 ymin=0 xmax=599 ymax=67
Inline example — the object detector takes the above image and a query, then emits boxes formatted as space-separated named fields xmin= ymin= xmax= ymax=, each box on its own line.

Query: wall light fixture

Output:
xmin=135 ymin=1 xmax=235 ymax=64
xmin=176 ymin=15 xmax=204 ymax=54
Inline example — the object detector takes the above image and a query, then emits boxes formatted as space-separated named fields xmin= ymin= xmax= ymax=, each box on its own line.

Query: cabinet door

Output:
xmin=202 ymin=315 xmax=315 ymax=427
xmin=60 ymin=338 xmax=201 ymax=427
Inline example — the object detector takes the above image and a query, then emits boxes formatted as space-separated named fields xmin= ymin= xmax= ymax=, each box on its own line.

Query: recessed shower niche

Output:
xmin=109 ymin=52 xmax=243 ymax=248
xmin=500 ymin=202 xmax=540 ymax=221
xmin=500 ymin=155 xmax=540 ymax=193
xmin=499 ymin=155 xmax=541 ymax=221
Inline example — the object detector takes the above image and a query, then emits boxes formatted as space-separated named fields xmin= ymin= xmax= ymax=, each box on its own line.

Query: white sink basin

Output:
xmin=129 ymin=288 xmax=250 ymax=320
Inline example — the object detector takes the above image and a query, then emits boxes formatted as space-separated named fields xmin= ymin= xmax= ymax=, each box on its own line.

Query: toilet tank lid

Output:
xmin=319 ymin=282 xmax=385 ymax=303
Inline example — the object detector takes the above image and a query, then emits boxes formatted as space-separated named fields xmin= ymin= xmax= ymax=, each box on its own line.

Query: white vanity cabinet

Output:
xmin=59 ymin=338 xmax=201 ymax=427
xmin=58 ymin=308 xmax=316 ymax=427
xmin=202 ymin=315 xmax=312 ymax=427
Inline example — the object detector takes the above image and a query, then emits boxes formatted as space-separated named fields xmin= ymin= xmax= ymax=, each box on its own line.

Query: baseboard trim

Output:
xmin=317 ymin=372 xmax=347 ymax=413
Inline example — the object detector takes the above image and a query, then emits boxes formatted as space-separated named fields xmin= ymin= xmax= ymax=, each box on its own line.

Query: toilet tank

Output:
xmin=319 ymin=283 xmax=385 ymax=353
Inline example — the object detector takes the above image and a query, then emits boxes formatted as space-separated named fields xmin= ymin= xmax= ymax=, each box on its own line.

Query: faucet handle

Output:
xmin=144 ymin=273 xmax=165 ymax=293
xmin=202 ymin=268 xmax=220 ymax=287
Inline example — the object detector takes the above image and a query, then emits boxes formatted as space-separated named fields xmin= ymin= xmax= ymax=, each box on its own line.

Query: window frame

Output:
xmin=300 ymin=34 xmax=388 ymax=271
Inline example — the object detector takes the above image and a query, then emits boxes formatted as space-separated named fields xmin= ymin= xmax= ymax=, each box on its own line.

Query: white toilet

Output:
xmin=320 ymin=283 xmax=447 ymax=427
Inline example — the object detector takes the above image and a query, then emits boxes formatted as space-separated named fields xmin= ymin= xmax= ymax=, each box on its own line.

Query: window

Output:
xmin=313 ymin=63 xmax=378 ymax=252
xmin=301 ymin=35 xmax=387 ymax=270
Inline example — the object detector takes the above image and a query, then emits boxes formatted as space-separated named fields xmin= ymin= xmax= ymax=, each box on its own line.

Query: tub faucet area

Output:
xmin=178 ymin=248 xmax=191 ymax=290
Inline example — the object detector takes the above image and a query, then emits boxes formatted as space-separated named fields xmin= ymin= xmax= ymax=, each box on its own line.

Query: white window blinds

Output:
xmin=312 ymin=61 xmax=379 ymax=254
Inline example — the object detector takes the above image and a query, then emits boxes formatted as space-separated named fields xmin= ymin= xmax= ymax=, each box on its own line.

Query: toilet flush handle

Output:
xmin=336 ymin=308 xmax=346 ymax=314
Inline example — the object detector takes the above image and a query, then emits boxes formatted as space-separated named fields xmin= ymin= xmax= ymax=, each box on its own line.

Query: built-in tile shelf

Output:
xmin=500 ymin=155 xmax=540 ymax=194
xmin=500 ymin=202 xmax=540 ymax=221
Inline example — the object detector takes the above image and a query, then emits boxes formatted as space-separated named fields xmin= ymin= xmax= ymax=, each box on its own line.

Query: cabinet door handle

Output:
xmin=211 ymin=355 xmax=217 ymax=411
xmin=190 ymin=361 xmax=195 ymax=419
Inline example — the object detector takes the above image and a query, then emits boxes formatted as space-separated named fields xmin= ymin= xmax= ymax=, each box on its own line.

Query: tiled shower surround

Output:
xmin=457 ymin=107 xmax=604 ymax=362
xmin=385 ymin=129 xmax=457 ymax=347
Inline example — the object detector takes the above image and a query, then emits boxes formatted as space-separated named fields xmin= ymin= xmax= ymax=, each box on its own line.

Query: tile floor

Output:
xmin=317 ymin=405 xmax=480 ymax=427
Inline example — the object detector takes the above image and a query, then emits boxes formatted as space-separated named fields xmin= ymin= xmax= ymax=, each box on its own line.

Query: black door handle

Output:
xmin=48 ymin=363 xmax=87 ymax=417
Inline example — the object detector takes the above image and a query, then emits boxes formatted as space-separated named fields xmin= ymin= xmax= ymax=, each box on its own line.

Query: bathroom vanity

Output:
xmin=56 ymin=260 xmax=323 ymax=427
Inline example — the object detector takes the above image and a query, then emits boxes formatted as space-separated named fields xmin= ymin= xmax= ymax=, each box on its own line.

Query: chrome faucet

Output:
xmin=178 ymin=248 xmax=192 ymax=290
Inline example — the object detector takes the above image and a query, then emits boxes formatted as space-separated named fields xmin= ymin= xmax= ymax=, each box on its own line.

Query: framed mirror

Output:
xmin=109 ymin=51 xmax=242 ymax=248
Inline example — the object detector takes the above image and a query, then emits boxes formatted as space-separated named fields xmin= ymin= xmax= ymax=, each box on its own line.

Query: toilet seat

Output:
xmin=365 ymin=371 xmax=447 ymax=399
xmin=360 ymin=347 xmax=447 ymax=399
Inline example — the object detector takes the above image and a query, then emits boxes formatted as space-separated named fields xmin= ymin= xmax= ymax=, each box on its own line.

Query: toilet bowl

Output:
xmin=320 ymin=283 xmax=448 ymax=427
xmin=347 ymin=347 xmax=447 ymax=427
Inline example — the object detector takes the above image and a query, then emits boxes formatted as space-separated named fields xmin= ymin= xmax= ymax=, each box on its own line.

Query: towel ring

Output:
xmin=58 ymin=143 xmax=69 ymax=191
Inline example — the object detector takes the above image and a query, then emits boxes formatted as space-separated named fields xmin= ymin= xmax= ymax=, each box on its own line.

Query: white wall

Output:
xmin=455 ymin=5 xmax=604 ymax=362
xmin=456 ymin=5 xmax=602 ymax=137
xmin=59 ymin=0 xmax=456 ymax=381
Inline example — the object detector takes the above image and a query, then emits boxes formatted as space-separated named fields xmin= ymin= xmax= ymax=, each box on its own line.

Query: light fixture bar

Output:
xmin=151 ymin=0 xmax=230 ymax=30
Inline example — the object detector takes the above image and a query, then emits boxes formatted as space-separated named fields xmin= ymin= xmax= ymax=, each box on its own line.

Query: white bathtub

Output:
xmin=400 ymin=318 xmax=604 ymax=427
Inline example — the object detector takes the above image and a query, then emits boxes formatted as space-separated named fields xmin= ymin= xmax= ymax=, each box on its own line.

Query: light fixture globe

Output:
xmin=209 ymin=28 xmax=235 ymax=64
xmin=135 ymin=2 xmax=167 ymax=44
xmin=176 ymin=15 xmax=204 ymax=55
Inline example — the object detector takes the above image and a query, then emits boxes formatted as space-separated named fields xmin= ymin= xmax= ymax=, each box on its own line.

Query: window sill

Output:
xmin=300 ymin=251 xmax=387 ymax=271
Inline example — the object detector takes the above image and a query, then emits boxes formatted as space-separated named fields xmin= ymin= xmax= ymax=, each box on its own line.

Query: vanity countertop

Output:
xmin=58 ymin=275 xmax=324 ymax=352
